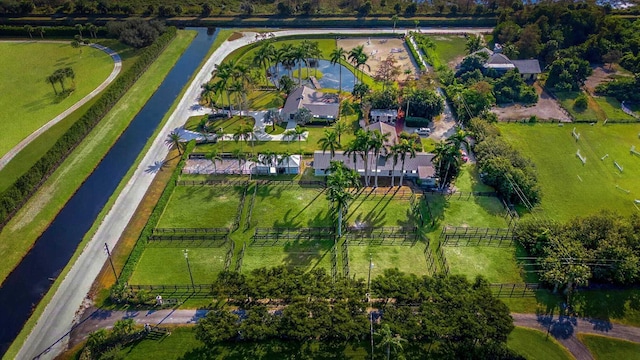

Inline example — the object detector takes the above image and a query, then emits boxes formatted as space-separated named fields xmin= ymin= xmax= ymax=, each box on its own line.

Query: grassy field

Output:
xmin=430 ymin=34 xmax=468 ymax=66
xmin=508 ymin=327 xmax=573 ymax=360
xmin=555 ymin=91 xmax=600 ymax=122
xmin=250 ymin=185 xmax=332 ymax=228
xmin=0 ymin=31 xmax=198 ymax=287
xmin=578 ymin=334 xmax=640 ymax=360
xmin=594 ymin=96 xmax=637 ymax=122
xmin=444 ymin=246 xmax=524 ymax=283
xmin=157 ymin=185 xmax=245 ymax=228
xmin=349 ymin=243 xmax=430 ymax=281
xmin=242 ymin=239 xmax=334 ymax=274
xmin=498 ymin=122 xmax=640 ymax=220
xmin=0 ymin=42 xmax=114 ymax=158
xmin=129 ymin=245 xmax=230 ymax=285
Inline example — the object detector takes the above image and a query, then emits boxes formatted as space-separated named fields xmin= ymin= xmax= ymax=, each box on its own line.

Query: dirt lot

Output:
xmin=337 ymin=38 xmax=418 ymax=82
xmin=491 ymin=83 xmax=571 ymax=122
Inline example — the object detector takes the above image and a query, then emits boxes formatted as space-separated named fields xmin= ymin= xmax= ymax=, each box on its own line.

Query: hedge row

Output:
xmin=0 ymin=27 xmax=177 ymax=228
xmin=117 ymin=141 xmax=194 ymax=284
xmin=168 ymin=17 xmax=497 ymax=28
xmin=405 ymin=34 xmax=426 ymax=72
xmin=0 ymin=24 xmax=108 ymax=38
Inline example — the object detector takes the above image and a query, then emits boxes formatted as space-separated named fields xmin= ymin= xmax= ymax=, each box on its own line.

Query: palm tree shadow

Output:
xmin=145 ymin=160 xmax=169 ymax=174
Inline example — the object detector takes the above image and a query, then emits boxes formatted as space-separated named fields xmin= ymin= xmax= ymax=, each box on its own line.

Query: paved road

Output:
xmin=65 ymin=308 xmax=640 ymax=359
xmin=15 ymin=27 xmax=493 ymax=360
xmin=0 ymin=42 xmax=122 ymax=171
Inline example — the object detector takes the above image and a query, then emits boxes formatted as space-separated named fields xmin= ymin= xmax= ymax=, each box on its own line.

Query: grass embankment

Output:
xmin=2 ymin=30 xmax=198 ymax=360
xmin=0 ymin=42 xmax=114 ymax=158
xmin=185 ymin=115 xmax=255 ymax=135
xmin=0 ymin=39 xmax=140 ymax=192
xmin=578 ymin=334 xmax=640 ymax=360
xmin=555 ymin=91 xmax=600 ymax=122
xmin=498 ymin=122 xmax=640 ymax=221
xmin=508 ymin=327 xmax=573 ymax=360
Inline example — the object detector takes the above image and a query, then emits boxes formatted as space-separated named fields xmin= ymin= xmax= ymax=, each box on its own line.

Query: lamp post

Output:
xmin=104 ymin=243 xmax=118 ymax=281
xmin=183 ymin=249 xmax=195 ymax=288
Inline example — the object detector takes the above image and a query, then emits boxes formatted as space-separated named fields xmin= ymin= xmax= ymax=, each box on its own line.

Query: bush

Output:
xmin=574 ymin=93 xmax=589 ymax=110
xmin=106 ymin=19 xmax=166 ymax=48
xmin=405 ymin=116 xmax=430 ymax=127
xmin=0 ymin=27 xmax=177 ymax=229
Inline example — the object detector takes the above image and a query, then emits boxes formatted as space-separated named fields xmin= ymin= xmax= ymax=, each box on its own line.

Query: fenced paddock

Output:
xmin=346 ymin=188 xmax=418 ymax=228
xmin=443 ymin=245 xmax=524 ymax=284
xmin=344 ymin=226 xmax=418 ymax=246
xmin=240 ymin=238 xmax=335 ymax=274
xmin=440 ymin=226 xmax=515 ymax=247
xmin=156 ymin=184 xmax=246 ymax=229
xmin=249 ymin=184 xmax=332 ymax=228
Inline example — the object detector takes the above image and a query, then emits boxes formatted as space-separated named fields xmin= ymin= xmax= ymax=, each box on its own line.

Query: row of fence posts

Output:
xmin=244 ymin=184 xmax=258 ymax=230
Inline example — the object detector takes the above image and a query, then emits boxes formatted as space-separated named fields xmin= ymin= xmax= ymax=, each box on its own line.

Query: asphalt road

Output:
xmin=0 ymin=42 xmax=122 ymax=171
xmin=14 ymin=27 xmax=493 ymax=360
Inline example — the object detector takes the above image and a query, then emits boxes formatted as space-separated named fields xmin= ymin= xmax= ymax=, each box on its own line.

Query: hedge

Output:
xmin=0 ymin=24 xmax=108 ymax=38
xmin=405 ymin=34 xmax=426 ymax=72
xmin=0 ymin=27 xmax=178 ymax=228
xmin=405 ymin=116 xmax=431 ymax=127
xmin=117 ymin=141 xmax=194 ymax=284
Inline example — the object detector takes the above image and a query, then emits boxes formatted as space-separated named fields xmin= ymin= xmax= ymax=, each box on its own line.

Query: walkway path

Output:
xmin=16 ymin=27 xmax=492 ymax=360
xmin=66 ymin=308 xmax=640 ymax=358
xmin=0 ymin=42 xmax=122 ymax=171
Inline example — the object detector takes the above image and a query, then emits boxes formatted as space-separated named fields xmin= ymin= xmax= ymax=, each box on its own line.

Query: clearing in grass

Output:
xmin=507 ymin=327 xmax=573 ymax=360
xmin=578 ymin=334 xmax=640 ymax=360
xmin=498 ymin=122 xmax=640 ymax=220
xmin=157 ymin=185 xmax=245 ymax=229
xmin=0 ymin=42 xmax=114 ymax=158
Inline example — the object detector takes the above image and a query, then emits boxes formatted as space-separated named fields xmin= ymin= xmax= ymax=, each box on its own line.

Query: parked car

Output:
xmin=415 ymin=127 xmax=431 ymax=136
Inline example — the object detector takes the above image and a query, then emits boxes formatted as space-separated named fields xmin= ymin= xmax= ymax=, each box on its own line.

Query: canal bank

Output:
xmin=0 ymin=28 xmax=218 ymax=359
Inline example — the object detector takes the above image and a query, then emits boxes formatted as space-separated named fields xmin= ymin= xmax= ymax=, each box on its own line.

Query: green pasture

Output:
xmin=346 ymin=190 xmax=417 ymax=227
xmin=129 ymin=246 xmax=229 ymax=285
xmin=507 ymin=327 xmax=573 ymax=360
xmin=425 ymin=194 xmax=508 ymax=229
xmin=348 ymin=243 xmax=430 ymax=281
xmin=241 ymin=239 xmax=333 ymax=274
xmin=443 ymin=246 xmax=524 ymax=283
xmin=555 ymin=91 xmax=600 ymax=122
xmin=157 ymin=185 xmax=245 ymax=228
xmin=185 ymin=115 xmax=255 ymax=135
xmin=594 ymin=96 xmax=637 ymax=122
xmin=249 ymin=184 xmax=332 ymax=228
xmin=499 ymin=123 xmax=640 ymax=220
xmin=578 ymin=334 xmax=640 ymax=360
xmin=0 ymin=42 xmax=114 ymax=158
xmin=430 ymin=34 xmax=468 ymax=66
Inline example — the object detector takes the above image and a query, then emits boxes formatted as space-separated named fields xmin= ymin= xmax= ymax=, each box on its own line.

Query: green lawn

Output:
xmin=242 ymin=239 xmax=334 ymax=274
xmin=349 ymin=243 xmax=430 ymax=281
xmin=430 ymin=34 xmax=468 ymax=66
xmin=426 ymin=194 xmax=508 ymax=229
xmin=0 ymin=42 xmax=114 ymax=158
xmin=578 ymin=334 xmax=640 ymax=360
xmin=250 ymin=185 xmax=332 ymax=228
xmin=498 ymin=123 xmax=640 ymax=221
xmin=129 ymin=246 xmax=230 ymax=285
xmin=346 ymin=191 xmax=416 ymax=227
xmin=444 ymin=246 xmax=524 ymax=283
xmin=158 ymin=185 xmax=245 ymax=228
xmin=555 ymin=91 xmax=600 ymax=122
xmin=185 ymin=115 xmax=256 ymax=135
xmin=0 ymin=30 xmax=198 ymax=287
xmin=508 ymin=327 xmax=573 ymax=360
xmin=594 ymin=96 xmax=637 ymax=122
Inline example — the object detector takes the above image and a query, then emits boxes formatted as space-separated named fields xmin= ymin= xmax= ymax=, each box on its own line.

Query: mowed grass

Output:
xmin=0 ymin=42 xmax=114 ymax=157
xmin=347 ymin=191 xmax=416 ymax=228
xmin=426 ymin=194 xmax=508 ymax=229
xmin=443 ymin=246 xmax=524 ymax=283
xmin=250 ymin=185 xmax=332 ymax=228
xmin=498 ymin=123 xmax=640 ymax=220
xmin=129 ymin=245 xmax=229 ymax=285
xmin=508 ymin=327 xmax=573 ymax=360
xmin=157 ymin=185 xmax=244 ymax=228
xmin=578 ymin=334 xmax=640 ymax=360
xmin=430 ymin=35 xmax=468 ymax=65
xmin=594 ymin=96 xmax=637 ymax=122
xmin=349 ymin=243 xmax=430 ymax=281
xmin=242 ymin=239 xmax=333 ymax=274
xmin=555 ymin=91 xmax=600 ymax=122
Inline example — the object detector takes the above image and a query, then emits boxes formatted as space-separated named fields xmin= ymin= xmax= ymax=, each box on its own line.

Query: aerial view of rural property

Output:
xmin=1 ymin=0 xmax=640 ymax=359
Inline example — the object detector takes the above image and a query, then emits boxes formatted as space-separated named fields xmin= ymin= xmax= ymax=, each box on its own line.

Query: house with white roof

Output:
xmin=282 ymin=86 xmax=340 ymax=122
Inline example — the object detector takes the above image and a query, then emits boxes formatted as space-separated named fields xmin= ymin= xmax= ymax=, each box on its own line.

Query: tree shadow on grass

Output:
xmin=282 ymin=239 xmax=332 ymax=271
xmin=178 ymin=340 xmax=356 ymax=360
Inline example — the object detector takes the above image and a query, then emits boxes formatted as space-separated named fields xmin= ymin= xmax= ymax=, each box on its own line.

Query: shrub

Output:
xmin=574 ymin=93 xmax=589 ymax=110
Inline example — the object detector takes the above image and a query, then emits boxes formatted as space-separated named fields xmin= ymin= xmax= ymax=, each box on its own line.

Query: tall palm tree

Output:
xmin=24 ymin=25 xmax=33 ymax=39
xmin=216 ymin=61 xmax=236 ymax=117
xmin=37 ymin=26 xmax=44 ymax=39
xmin=376 ymin=324 xmax=407 ymax=360
xmin=446 ymin=128 xmax=469 ymax=150
xmin=278 ymin=43 xmax=295 ymax=79
xmin=355 ymin=54 xmax=370 ymax=84
xmin=200 ymin=82 xmax=216 ymax=107
xmin=75 ymin=24 xmax=84 ymax=38
xmin=292 ymin=44 xmax=309 ymax=84
xmin=390 ymin=143 xmax=401 ymax=187
xmin=88 ymin=24 xmax=98 ymax=38
xmin=46 ymin=75 xmax=58 ymax=94
xmin=206 ymin=149 xmax=222 ymax=173
xmin=283 ymin=129 xmax=297 ymax=149
xmin=332 ymin=120 xmax=350 ymax=146
xmin=165 ymin=130 xmax=184 ymax=156
xmin=318 ymin=129 xmax=341 ymax=159
xmin=370 ymin=130 xmax=390 ymax=188
xmin=233 ymin=124 xmax=252 ymax=151
xmin=348 ymin=46 xmax=369 ymax=84
xmin=433 ymin=141 xmax=462 ymax=190
xmin=354 ymin=129 xmax=374 ymax=187
xmin=229 ymin=80 xmax=245 ymax=116
xmin=330 ymin=47 xmax=347 ymax=94
xmin=212 ymin=80 xmax=226 ymax=109
xmin=397 ymin=139 xmax=417 ymax=188
xmin=232 ymin=149 xmax=246 ymax=174
xmin=253 ymin=41 xmax=275 ymax=83
xmin=292 ymin=125 xmax=307 ymax=155
xmin=326 ymin=161 xmax=361 ymax=237
xmin=391 ymin=14 xmax=399 ymax=33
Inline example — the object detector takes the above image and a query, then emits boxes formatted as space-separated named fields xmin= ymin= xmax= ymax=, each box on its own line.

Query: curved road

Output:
xmin=66 ymin=309 xmax=640 ymax=360
xmin=15 ymin=27 xmax=491 ymax=359
xmin=0 ymin=42 xmax=122 ymax=171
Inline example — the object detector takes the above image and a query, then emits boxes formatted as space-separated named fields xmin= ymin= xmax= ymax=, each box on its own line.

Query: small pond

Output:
xmin=271 ymin=59 xmax=356 ymax=92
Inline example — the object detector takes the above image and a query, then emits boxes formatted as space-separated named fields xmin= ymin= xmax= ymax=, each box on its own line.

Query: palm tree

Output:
xmin=391 ymin=14 xmax=399 ymax=33
xmin=292 ymin=43 xmax=309 ymax=84
xmin=229 ymin=80 xmax=245 ymax=116
xmin=283 ymin=129 xmax=297 ymax=149
xmin=278 ymin=43 xmax=295 ymax=79
xmin=326 ymin=161 xmax=361 ymax=237
xmin=24 ymin=25 xmax=33 ymax=39
xmin=88 ymin=24 xmax=98 ymax=38
xmin=37 ymin=26 xmax=44 ymax=39
xmin=216 ymin=61 xmax=235 ymax=117
xmin=355 ymin=54 xmax=371 ymax=84
xmin=214 ymin=127 xmax=225 ymax=152
xmin=389 ymin=143 xmax=401 ymax=187
xmin=446 ymin=128 xmax=469 ymax=150
xmin=465 ymin=34 xmax=484 ymax=54
xmin=353 ymin=129 xmax=374 ymax=187
xmin=46 ymin=75 xmax=58 ymax=95
xmin=206 ymin=149 xmax=222 ymax=173
xmin=261 ymin=150 xmax=277 ymax=175
xmin=63 ymin=67 xmax=75 ymax=86
xmin=318 ymin=129 xmax=341 ymax=159
xmin=332 ymin=120 xmax=350 ymax=146
xmin=253 ymin=41 xmax=275 ymax=82
xmin=71 ymin=40 xmax=81 ymax=54
xmin=370 ymin=130 xmax=390 ymax=188
xmin=397 ymin=139 xmax=417 ymax=188
xmin=376 ymin=324 xmax=407 ymax=360
xmin=306 ymin=41 xmax=321 ymax=78
xmin=292 ymin=125 xmax=306 ymax=154
xmin=75 ymin=24 xmax=84 ymax=38
xmin=200 ymin=82 xmax=217 ymax=108
xmin=348 ymin=45 xmax=364 ymax=84
xmin=233 ymin=124 xmax=253 ymax=151
xmin=232 ymin=149 xmax=246 ymax=174
xmin=433 ymin=141 xmax=462 ymax=190
xmin=330 ymin=47 xmax=347 ymax=94
xmin=165 ymin=130 xmax=184 ymax=156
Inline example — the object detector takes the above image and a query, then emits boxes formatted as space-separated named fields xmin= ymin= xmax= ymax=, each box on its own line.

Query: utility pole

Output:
xmin=367 ymin=253 xmax=373 ymax=295
xmin=104 ymin=243 xmax=118 ymax=281
xmin=183 ymin=249 xmax=195 ymax=288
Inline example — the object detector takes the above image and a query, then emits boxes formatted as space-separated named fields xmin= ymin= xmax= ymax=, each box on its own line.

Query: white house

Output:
xmin=370 ymin=109 xmax=398 ymax=124
xmin=254 ymin=154 xmax=301 ymax=175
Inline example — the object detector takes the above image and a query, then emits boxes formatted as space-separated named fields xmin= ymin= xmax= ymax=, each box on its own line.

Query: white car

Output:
xmin=415 ymin=128 xmax=431 ymax=136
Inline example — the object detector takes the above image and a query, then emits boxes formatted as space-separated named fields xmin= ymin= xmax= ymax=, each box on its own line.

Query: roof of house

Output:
xmin=511 ymin=60 xmax=542 ymax=74
xmin=255 ymin=154 xmax=301 ymax=168
xmin=313 ymin=151 xmax=435 ymax=178
xmin=483 ymin=52 xmax=541 ymax=74
xmin=365 ymin=121 xmax=398 ymax=149
xmin=282 ymin=86 xmax=340 ymax=119
xmin=370 ymin=109 xmax=398 ymax=118
xmin=484 ymin=53 xmax=516 ymax=69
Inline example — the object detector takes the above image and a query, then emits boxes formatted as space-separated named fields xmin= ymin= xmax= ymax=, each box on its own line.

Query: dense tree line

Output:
xmin=0 ymin=26 xmax=176 ymax=229
xmin=469 ymin=115 xmax=540 ymax=206
xmin=192 ymin=267 xmax=520 ymax=359
xmin=596 ymin=73 xmax=640 ymax=103
xmin=106 ymin=19 xmax=166 ymax=48
xmin=515 ymin=212 xmax=640 ymax=291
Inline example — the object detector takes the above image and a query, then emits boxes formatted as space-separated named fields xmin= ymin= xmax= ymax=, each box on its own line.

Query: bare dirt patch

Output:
xmin=228 ymin=32 xmax=244 ymax=41
xmin=337 ymin=38 xmax=418 ymax=82
xmin=491 ymin=83 xmax=571 ymax=122
xmin=583 ymin=66 xmax=633 ymax=94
